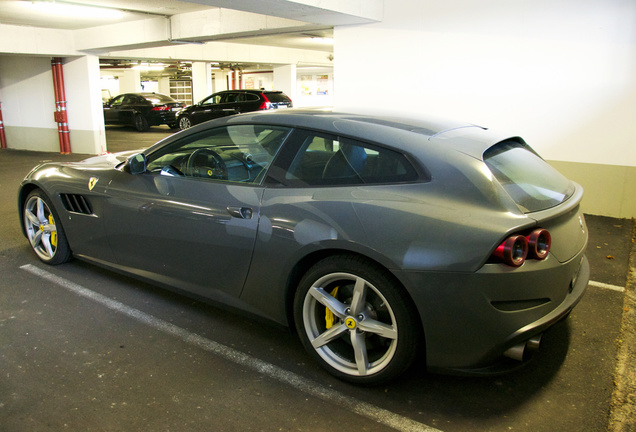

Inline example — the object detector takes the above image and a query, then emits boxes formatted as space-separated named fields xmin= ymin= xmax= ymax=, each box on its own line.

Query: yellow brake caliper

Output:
xmin=48 ymin=214 xmax=57 ymax=248
xmin=325 ymin=286 xmax=339 ymax=329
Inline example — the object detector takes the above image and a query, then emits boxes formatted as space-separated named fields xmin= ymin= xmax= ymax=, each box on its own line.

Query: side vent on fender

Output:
xmin=60 ymin=194 xmax=93 ymax=215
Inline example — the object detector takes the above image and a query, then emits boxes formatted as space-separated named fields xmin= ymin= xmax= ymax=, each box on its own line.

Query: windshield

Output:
xmin=484 ymin=140 xmax=575 ymax=213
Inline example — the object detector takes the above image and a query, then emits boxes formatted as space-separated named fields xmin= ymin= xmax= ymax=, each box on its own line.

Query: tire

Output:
xmin=294 ymin=255 xmax=420 ymax=385
xmin=178 ymin=115 xmax=192 ymax=130
xmin=23 ymin=190 xmax=72 ymax=265
xmin=134 ymin=114 xmax=149 ymax=132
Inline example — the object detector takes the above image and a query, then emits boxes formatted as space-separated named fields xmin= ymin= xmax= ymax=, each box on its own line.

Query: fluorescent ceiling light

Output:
xmin=23 ymin=1 xmax=125 ymax=20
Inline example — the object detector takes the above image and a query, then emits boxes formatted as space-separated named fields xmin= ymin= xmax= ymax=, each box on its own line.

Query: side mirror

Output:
xmin=128 ymin=153 xmax=147 ymax=175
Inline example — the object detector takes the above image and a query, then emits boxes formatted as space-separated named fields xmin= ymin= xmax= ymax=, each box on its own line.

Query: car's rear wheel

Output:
xmin=23 ymin=190 xmax=71 ymax=265
xmin=294 ymin=255 xmax=419 ymax=385
xmin=178 ymin=115 xmax=192 ymax=130
xmin=134 ymin=114 xmax=149 ymax=132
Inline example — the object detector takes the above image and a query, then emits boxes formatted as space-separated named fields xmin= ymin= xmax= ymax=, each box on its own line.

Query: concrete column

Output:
xmin=192 ymin=62 xmax=213 ymax=102
xmin=118 ymin=69 xmax=141 ymax=93
xmin=213 ymin=70 xmax=228 ymax=92
xmin=64 ymin=55 xmax=107 ymax=154
xmin=157 ymin=76 xmax=171 ymax=95
xmin=273 ymin=64 xmax=296 ymax=100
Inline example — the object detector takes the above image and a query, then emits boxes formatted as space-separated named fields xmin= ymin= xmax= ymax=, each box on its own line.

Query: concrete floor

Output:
xmin=0 ymin=125 xmax=634 ymax=431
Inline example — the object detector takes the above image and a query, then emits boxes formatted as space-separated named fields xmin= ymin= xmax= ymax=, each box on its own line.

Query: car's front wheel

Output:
xmin=294 ymin=255 xmax=420 ymax=385
xmin=23 ymin=190 xmax=71 ymax=265
xmin=178 ymin=115 xmax=192 ymax=130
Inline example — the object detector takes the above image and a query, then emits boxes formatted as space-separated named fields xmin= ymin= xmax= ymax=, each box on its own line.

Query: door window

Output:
xmin=201 ymin=94 xmax=222 ymax=105
xmin=274 ymin=130 xmax=419 ymax=186
xmin=145 ymin=125 xmax=292 ymax=184
xmin=110 ymin=95 xmax=125 ymax=107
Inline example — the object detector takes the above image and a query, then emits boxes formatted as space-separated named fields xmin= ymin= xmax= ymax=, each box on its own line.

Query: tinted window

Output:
xmin=110 ymin=95 xmax=125 ymax=106
xmin=223 ymin=93 xmax=242 ymax=103
xmin=145 ymin=125 xmax=292 ymax=184
xmin=144 ymin=93 xmax=175 ymax=104
xmin=281 ymin=130 xmax=418 ymax=186
xmin=484 ymin=140 xmax=575 ymax=212
xmin=202 ymin=94 xmax=222 ymax=105
xmin=264 ymin=92 xmax=291 ymax=103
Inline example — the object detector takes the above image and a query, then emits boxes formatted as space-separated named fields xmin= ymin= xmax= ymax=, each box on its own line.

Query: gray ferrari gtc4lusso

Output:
xmin=19 ymin=109 xmax=589 ymax=385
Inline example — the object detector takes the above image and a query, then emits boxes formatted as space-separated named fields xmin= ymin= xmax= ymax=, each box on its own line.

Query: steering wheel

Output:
xmin=186 ymin=148 xmax=227 ymax=180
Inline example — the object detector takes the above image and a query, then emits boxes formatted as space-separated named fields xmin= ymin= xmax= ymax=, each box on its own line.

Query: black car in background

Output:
xmin=177 ymin=89 xmax=292 ymax=130
xmin=103 ymin=92 xmax=184 ymax=132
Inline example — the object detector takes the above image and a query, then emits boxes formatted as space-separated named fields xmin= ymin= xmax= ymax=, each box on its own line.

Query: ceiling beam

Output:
xmin=182 ymin=0 xmax=383 ymax=25
xmin=73 ymin=8 xmax=332 ymax=53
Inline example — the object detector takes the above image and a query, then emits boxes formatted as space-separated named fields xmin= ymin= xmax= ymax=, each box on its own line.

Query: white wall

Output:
xmin=0 ymin=55 xmax=106 ymax=154
xmin=0 ymin=56 xmax=57 ymax=131
xmin=334 ymin=0 xmax=636 ymax=168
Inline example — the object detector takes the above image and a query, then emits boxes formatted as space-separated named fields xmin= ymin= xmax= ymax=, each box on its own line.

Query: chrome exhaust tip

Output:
xmin=503 ymin=334 xmax=542 ymax=361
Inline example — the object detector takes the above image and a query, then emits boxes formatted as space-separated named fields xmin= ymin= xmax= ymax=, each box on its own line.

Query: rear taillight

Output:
xmin=491 ymin=228 xmax=552 ymax=267
xmin=493 ymin=235 xmax=528 ymax=267
xmin=527 ymin=228 xmax=551 ymax=260
xmin=258 ymin=94 xmax=273 ymax=110
xmin=151 ymin=106 xmax=170 ymax=111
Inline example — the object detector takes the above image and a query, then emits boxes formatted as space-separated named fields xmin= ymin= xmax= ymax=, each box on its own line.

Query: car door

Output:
xmin=216 ymin=92 xmax=242 ymax=117
xmin=103 ymin=94 xmax=125 ymax=124
xmin=102 ymin=124 xmax=292 ymax=300
xmin=190 ymin=93 xmax=223 ymax=125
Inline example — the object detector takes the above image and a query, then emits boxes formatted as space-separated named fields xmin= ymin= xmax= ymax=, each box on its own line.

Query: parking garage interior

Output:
xmin=0 ymin=1 xmax=635 ymax=431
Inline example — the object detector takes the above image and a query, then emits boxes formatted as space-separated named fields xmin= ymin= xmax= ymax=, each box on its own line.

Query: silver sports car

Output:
xmin=19 ymin=110 xmax=589 ymax=385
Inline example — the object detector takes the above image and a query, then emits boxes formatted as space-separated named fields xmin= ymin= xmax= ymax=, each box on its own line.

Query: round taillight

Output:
xmin=527 ymin=228 xmax=551 ymax=260
xmin=493 ymin=235 xmax=528 ymax=267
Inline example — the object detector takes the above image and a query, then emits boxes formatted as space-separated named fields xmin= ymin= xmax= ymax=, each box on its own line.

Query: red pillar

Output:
xmin=51 ymin=58 xmax=71 ymax=154
xmin=0 ymin=101 xmax=7 ymax=149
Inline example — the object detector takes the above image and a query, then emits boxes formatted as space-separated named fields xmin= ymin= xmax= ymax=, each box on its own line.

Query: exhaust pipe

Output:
xmin=504 ymin=334 xmax=542 ymax=361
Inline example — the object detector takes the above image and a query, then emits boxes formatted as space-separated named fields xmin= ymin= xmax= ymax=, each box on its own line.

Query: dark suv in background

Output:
xmin=176 ymin=89 xmax=292 ymax=130
xmin=103 ymin=92 xmax=184 ymax=132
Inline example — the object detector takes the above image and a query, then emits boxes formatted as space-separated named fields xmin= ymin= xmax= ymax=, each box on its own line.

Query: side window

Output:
xmin=281 ymin=131 xmax=418 ymax=186
xmin=245 ymin=93 xmax=260 ymax=102
xmin=202 ymin=94 xmax=222 ymax=105
xmin=145 ymin=125 xmax=292 ymax=184
xmin=110 ymin=95 xmax=125 ymax=107
xmin=122 ymin=95 xmax=136 ymax=105
xmin=224 ymin=93 xmax=241 ymax=103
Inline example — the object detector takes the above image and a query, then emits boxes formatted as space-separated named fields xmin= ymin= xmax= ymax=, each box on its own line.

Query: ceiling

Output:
xmin=0 ymin=0 xmax=334 ymax=49
xmin=0 ymin=0 xmax=336 ymax=79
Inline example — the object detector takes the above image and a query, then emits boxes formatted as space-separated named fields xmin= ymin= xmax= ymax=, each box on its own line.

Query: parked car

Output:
xmin=19 ymin=109 xmax=589 ymax=385
xmin=177 ymin=89 xmax=292 ymax=130
xmin=103 ymin=92 xmax=184 ymax=131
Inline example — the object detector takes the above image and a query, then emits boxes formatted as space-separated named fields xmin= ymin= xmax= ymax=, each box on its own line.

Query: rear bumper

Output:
xmin=148 ymin=111 xmax=178 ymax=126
xmin=394 ymin=250 xmax=589 ymax=374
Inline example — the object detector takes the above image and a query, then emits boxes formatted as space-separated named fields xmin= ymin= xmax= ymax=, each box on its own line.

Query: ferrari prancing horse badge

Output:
xmin=88 ymin=177 xmax=98 ymax=191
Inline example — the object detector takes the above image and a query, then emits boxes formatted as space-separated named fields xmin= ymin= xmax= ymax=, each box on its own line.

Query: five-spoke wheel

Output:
xmin=294 ymin=255 xmax=419 ymax=385
xmin=23 ymin=190 xmax=71 ymax=265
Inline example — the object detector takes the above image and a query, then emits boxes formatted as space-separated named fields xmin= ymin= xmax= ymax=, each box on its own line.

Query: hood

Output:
xmin=71 ymin=150 xmax=142 ymax=169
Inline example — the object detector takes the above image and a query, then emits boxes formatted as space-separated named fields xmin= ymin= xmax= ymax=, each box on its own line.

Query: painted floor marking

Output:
xmin=589 ymin=280 xmax=626 ymax=292
xmin=20 ymin=264 xmax=441 ymax=432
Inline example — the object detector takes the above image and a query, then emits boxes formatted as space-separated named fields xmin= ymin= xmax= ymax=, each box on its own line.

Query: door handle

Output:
xmin=227 ymin=206 xmax=253 ymax=219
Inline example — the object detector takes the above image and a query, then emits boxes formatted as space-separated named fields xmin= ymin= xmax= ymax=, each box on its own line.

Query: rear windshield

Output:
xmin=264 ymin=92 xmax=291 ymax=103
xmin=144 ymin=94 xmax=175 ymax=104
xmin=484 ymin=140 xmax=575 ymax=213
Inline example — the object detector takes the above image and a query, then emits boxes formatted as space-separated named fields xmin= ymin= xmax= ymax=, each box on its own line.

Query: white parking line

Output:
xmin=589 ymin=280 xmax=626 ymax=292
xmin=20 ymin=264 xmax=441 ymax=432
